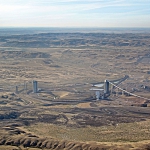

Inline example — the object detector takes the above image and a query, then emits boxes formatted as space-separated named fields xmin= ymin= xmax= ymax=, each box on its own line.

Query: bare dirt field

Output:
xmin=0 ymin=28 xmax=150 ymax=149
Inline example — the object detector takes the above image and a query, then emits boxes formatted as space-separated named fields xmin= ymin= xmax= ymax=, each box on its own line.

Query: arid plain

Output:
xmin=0 ymin=28 xmax=150 ymax=149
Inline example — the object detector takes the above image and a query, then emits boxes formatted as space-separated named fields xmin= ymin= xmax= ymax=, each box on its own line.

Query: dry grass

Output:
xmin=0 ymin=145 xmax=47 ymax=150
xmin=76 ymin=102 xmax=91 ymax=108
xmin=24 ymin=119 xmax=150 ymax=143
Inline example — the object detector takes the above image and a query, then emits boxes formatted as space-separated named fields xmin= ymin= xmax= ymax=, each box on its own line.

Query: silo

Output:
xmin=104 ymin=80 xmax=109 ymax=94
xmin=33 ymin=80 xmax=38 ymax=93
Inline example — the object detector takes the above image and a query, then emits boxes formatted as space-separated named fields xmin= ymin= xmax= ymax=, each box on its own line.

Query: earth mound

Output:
xmin=0 ymin=51 xmax=50 ymax=58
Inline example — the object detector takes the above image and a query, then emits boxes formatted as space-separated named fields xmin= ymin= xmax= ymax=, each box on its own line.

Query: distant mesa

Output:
xmin=0 ymin=51 xmax=50 ymax=58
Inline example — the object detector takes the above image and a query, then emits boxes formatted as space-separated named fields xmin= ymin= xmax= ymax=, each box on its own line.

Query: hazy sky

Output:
xmin=0 ymin=0 xmax=150 ymax=27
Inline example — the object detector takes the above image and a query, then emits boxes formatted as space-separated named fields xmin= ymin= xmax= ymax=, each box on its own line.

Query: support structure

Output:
xmin=95 ymin=91 xmax=100 ymax=100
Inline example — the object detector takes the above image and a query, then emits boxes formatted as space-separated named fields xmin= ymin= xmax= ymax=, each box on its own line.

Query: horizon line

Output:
xmin=0 ymin=26 xmax=150 ymax=29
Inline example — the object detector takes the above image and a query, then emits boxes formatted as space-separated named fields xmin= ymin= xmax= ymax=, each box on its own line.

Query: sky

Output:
xmin=0 ymin=0 xmax=150 ymax=28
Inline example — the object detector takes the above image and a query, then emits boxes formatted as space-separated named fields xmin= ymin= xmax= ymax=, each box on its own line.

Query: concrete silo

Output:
xmin=104 ymin=80 xmax=109 ymax=94
xmin=33 ymin=80 xmax=38 ymax=93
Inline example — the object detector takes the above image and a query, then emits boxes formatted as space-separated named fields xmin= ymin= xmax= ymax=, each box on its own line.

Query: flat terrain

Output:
xmin=0 ymin=28 xmax=150 ymax=149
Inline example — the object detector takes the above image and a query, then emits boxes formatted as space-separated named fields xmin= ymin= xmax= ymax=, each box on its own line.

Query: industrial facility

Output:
xmin=11 ymin=77 xmax=150 ymax=103
xmin=91 ymin=79 xmax=110 ymax=100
